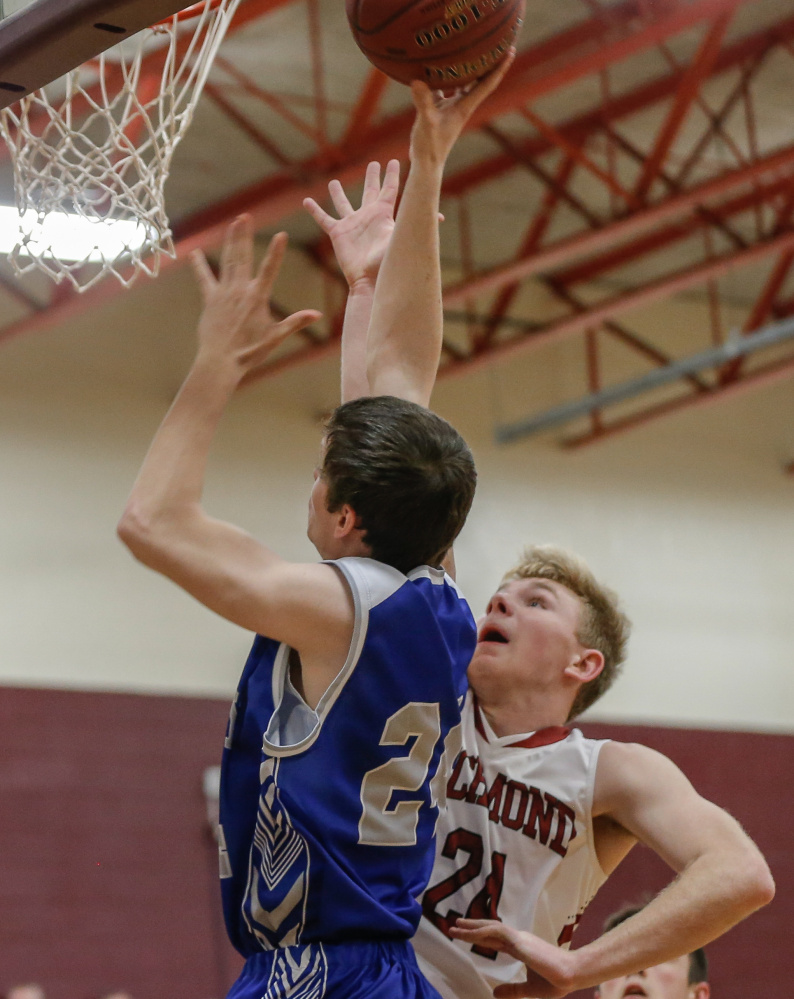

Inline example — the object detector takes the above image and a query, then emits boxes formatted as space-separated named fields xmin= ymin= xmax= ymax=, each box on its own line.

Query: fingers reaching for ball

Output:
xmin=408 ymin=45 xmax=516 ymax=167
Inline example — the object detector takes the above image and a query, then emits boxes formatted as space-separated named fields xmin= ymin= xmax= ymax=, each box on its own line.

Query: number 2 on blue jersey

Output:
xmin=359 ymin=702 xmax=463 ymax=847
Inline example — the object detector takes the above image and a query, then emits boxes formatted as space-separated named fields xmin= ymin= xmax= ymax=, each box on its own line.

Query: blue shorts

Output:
xmin=228 ymin=939 xmax=442 ymax=999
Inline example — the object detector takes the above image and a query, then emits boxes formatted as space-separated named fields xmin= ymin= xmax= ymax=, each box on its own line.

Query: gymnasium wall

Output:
xmin=0 ymin=685 xmax=789 ymax=999
xmin=0 ymin=260 xmax=792 ymax=730
xmin=0 ymin=246 xmax=792 ymax=997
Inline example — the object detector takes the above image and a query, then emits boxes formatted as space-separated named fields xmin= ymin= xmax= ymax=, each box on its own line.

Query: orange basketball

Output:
xmin=346 ymin=0 xmax=524 ymax=92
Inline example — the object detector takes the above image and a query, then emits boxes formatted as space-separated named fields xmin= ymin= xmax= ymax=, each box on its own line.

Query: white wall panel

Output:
xmin=0 ymin=270 xmax=792 ymax=732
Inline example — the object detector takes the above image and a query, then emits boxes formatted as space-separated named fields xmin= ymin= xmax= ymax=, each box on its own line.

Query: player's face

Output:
xmin=468 ymin=577 xmax=586 ymax=693
xmin=596 ymin=957 xmax=707 ymax=999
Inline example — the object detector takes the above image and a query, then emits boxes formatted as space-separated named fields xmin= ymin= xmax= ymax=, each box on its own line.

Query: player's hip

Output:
xmin=228 ymin=938 xmax=442 ymax=999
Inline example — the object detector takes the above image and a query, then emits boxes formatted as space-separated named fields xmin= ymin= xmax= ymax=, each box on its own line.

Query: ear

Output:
xmin=332 ymin=503 xmax=363 ymax=540
xmin=691 ymin=984 xmax=710 ymax=999
xmin=564 ymin=648 xmax=604 ymax=685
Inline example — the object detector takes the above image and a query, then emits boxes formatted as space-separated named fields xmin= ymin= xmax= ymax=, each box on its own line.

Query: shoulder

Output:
xmin=329 ymin=556 xmax=407 ymax=609
xmin=257 ymin=560 xmax=354 ymax=650
xmin=593 ymin=741 xmax=692 ymax=813
xmin=596 ymin=739 xmax=679 ymax=773
xmin=268 ymin=560 xmax=352 ymax=605
xmin=333 ymin=557 xmax=468 ymax=609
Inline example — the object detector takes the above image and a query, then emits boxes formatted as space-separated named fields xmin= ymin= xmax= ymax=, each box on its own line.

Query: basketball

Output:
xmin=346 ymin=0 xmax=524 ymax=92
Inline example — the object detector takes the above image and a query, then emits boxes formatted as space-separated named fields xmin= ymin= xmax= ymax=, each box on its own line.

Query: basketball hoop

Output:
xmin=156 ymin=0 xmax=226 ymax=25
xmin=0 ymin=0 xmax=242 ymax=292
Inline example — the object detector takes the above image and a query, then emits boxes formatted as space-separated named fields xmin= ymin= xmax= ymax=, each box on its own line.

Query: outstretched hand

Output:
xmin=450 ymin=919 xmax=578 ymax=999
xmin=304 ymin=160 xmax=400 ymax=289
xmin=190 ymin=216 xmax=321 ymax=384
xmin=409 ymin=48 xmax=516 ymax=167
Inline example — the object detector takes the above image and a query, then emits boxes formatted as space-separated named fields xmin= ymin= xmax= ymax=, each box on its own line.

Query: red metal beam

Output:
xmin=204 ymin=82 xmax=295 ymax=167
xmin=475 ymin=156 xmax=577 ymax=350
xmin=673 ymin=49 xmax=765 ymax=187
xmin=340 ymin=69 xmax=390 ymax=150
xmin=543 ymin=276 xmax=710 ymax=393
xmin=482 ymin=123 xmax=602 ymax=227
xmin=306 ymin=0 xmax=330 ymax=154
xmin=634 ymin=13 xmax=732 ymax=201
xmin=553 ymin=174 xmax=792 ymax=289
xmin=169 ymin=0 xmax=784 ymax=239
xmin=213 ymin=56 xmax=324 ymax=144
xmin=519 ymin=107 xmax=640 ymax=209
xmin=5 ymin=138 xmax=794 ymax=352
xmin=562 ymin=348 xmax=794 ymax=448
xmin=443 ymin=147 xmax=794 ymax=306
xmin=242 ymin=227 xmax=794 ymax=389
xmin=438 ymin=227 xmax=794 ymax=378
xmin=0 ymin=0 xmax=783 ymax=355
xmin=716 ymin=188 xmax=794 ymax=382
xmin=443 ymin=12 xmax=794 ymax=201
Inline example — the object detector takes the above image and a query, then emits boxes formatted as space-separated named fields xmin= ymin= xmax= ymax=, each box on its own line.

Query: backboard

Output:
xmin=0 ymin=0 xmax=202 ymax=109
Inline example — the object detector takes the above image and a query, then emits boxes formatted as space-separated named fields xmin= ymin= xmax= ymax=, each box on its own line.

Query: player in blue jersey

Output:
xmin=117 ymin=61 xmax=515 ymax=999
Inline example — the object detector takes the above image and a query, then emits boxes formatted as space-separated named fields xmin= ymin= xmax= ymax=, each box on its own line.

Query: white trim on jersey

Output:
xmin=407 ymin=564 xmax=464 ymax=599
xmin=262 ymin=558 xmax=409 ymax=758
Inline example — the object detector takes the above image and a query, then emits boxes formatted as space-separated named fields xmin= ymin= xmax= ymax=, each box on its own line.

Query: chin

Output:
xmin=467 ymin=654 xmax=499 ymax=688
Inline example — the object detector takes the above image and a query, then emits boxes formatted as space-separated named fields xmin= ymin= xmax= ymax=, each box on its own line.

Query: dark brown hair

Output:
xmin=322 ymin=396 xmax=476 ymax=574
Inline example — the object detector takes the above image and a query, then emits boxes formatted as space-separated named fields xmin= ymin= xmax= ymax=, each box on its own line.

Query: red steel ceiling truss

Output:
xmin=2 ymin=0 xmax=794 ymax=447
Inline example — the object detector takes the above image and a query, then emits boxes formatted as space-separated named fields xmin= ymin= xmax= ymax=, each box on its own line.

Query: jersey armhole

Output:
xmin=262 ymin=562 xmax=369 ymax=757
xmin=586 ymin=738 xmax=611 ymax=880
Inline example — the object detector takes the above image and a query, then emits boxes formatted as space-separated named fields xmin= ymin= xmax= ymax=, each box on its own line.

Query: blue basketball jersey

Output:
xmin=219 ymin=557 xmax=476 ymax=964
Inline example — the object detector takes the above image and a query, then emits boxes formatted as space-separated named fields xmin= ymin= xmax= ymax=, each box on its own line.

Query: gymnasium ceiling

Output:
xmin=2 ymin=0 xmax=794 ymax=451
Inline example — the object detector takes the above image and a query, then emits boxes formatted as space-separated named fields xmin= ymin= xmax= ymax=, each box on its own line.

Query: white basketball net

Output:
xmin=0 ymin=0 xmax=241 ymax=292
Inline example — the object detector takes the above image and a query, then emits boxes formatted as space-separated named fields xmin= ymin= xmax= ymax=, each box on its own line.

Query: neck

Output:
xmin=318 ymin=535 xmax=371 ymax=562
xmin=475 ymin=690 xmax=573 ymax=739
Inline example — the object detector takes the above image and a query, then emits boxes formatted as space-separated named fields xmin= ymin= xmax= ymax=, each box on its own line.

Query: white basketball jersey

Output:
xmin=414 ymin=691 xmax=609 ymax=999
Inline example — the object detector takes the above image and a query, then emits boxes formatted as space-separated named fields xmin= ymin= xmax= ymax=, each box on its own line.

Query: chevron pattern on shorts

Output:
xmin=263 ymin=944 xmax=328 ymax=999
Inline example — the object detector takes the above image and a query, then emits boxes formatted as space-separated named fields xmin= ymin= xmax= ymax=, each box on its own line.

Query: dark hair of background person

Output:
xmin=604 ymin=904 xmax=708 ymax=984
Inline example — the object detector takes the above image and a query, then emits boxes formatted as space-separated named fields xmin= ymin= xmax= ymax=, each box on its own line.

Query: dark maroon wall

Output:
xmin=0 ymin=686 xmax=243 ymax=999
xmin=0 ymin=687 xmax=790 ymax=999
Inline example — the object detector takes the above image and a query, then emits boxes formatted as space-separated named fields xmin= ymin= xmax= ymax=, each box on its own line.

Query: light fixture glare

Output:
xmin=0 ymin=206 xmax=150 ymax=262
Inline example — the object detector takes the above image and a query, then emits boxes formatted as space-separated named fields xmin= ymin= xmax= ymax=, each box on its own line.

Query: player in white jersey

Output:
xmin=305 ymin=71 xmax=775 ymax=999
xmin=416 ymin=682 xmax=609 ymax=999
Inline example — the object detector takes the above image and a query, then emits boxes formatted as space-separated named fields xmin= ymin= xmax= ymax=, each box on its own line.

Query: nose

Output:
xmin=488 ymin=593 xmax=511 ymax=616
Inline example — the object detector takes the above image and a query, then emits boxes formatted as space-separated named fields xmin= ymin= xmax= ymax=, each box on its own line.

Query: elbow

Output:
xmin=734 ymin=851 xmax=776 ymax=914
xmin=117 ymin=502 xmax=161 ymax=564
xmin=747 ymin=858 xmax=776 ymax=910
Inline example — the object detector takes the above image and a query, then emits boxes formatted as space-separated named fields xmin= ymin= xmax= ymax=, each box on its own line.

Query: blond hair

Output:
xmin=501 ymin=545 xmax=631 ymax=720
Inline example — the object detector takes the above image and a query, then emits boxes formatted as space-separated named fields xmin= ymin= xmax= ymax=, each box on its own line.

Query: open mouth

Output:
xmin=479 ymin=626 xmax=508 ymax=644
xmin=623 ymin=987 xmax=647 ymax=998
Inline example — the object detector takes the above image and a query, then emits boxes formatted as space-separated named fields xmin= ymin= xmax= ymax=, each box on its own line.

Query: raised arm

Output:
xmin=451 ymin=742 xmax=774 ymax=998
xmin=304 ymin=159 xmax=400 ymax=402
xmin=117 ymin=217 xmax=354 ymax=673
xmin=367 ymin=55 xmax=515 ymax=407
